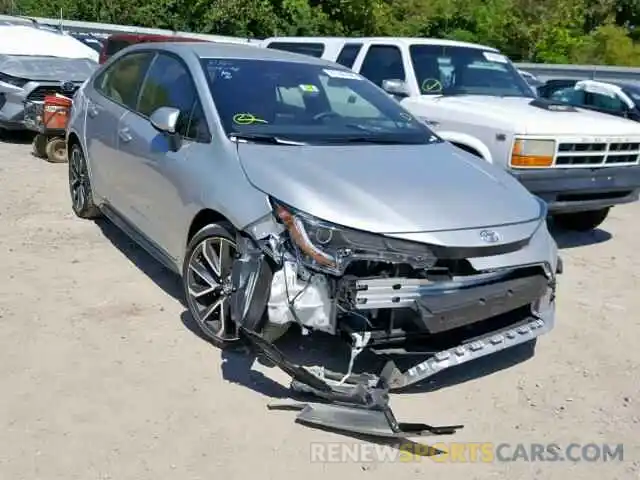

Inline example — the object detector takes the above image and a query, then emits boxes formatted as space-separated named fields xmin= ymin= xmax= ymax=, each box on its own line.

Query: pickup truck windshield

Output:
xmin=200 ymin=58 xmax=439 ymax=144
xmin=409 ymin=45 xmax=534 ymax=98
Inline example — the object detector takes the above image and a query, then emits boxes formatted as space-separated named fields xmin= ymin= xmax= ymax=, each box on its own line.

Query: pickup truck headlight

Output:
xmin=511 ymin=139 xmax=555 ymax=168
xmin=271 ymin=200 xmax=437 ymax=275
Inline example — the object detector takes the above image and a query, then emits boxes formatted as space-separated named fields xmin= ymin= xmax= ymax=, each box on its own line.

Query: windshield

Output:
xmin=409 ymin=45 xmax=534 ymax=98
xmin=200 ymin=58 xmax=439 ymax=144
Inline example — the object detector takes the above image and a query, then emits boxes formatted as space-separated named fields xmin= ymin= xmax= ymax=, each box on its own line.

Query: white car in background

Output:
xmin=261 ymin=37 xmax=640 ymax=232
xmin=0 ymin=25 xmax=98 ymax=132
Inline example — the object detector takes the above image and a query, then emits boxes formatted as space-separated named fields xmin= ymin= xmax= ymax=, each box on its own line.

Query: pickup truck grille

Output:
xmin=556 ymin=142 xmax=640 ymax=166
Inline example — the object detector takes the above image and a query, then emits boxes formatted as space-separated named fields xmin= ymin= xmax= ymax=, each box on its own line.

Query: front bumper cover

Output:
xmin=511 ymin=166 xmax=640 ymax=213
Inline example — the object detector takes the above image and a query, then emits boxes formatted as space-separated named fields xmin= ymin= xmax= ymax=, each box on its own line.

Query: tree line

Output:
xmin=4 ymin=0 xmax=640 ymax=65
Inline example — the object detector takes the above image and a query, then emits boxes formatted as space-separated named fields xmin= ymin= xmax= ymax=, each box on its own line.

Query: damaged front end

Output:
xmin=229 ymin=198 xmax=558 ymax=437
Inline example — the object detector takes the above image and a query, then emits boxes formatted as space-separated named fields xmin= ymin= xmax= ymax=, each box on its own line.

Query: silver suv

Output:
xmin=66 ymin=42 xmax=559 ymax=391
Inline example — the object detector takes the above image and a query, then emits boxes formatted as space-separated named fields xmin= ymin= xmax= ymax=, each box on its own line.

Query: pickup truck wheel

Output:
xmin=552 ymin=208 xmax=610 ymax=232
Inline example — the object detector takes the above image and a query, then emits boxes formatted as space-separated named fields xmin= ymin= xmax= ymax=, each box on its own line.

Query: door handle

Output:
xmin=118 ymin=127 xmax=132 ymax=143
xmin=87 ymin=101 xmax=101 ymax=118
xmin=423 ymin=118 xmax=440 ymax=127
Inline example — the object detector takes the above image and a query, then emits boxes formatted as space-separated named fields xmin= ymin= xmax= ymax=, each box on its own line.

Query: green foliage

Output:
xmin=4 ymin=0 xmax=640 ymax=65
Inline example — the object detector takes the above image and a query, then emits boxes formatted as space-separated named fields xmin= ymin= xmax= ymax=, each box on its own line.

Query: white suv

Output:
xmin=261 ymin=37 xmax=640 ymax=232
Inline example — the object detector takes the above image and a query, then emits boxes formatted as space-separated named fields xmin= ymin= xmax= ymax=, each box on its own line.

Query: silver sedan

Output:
xmin=66 ymin=41 xmax=559 ymax=391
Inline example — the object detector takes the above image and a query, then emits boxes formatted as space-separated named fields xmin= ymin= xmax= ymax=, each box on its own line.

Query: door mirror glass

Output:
xmin=382 ymin=79 xmax=410 ymax=98
xmin=149 ymin=106 xmax=180 ymax=134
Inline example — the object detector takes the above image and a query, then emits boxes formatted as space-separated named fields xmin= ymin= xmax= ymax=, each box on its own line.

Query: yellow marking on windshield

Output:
xmin=299 ymin=84 xmax=319 ymax=93
xmin=421 ymin=78 xmax=443 ymax=93
xmin=233 ymin=113 xmax=268 ymax=125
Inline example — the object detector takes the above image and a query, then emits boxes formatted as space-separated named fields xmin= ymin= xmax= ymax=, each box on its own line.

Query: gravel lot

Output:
xmin=0 ymin=133 xmax=639 ymax=480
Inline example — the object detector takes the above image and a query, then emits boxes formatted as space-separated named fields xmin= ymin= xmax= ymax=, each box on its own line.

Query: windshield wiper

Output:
xmin=229 ymin=132 xmax=306 ymax=146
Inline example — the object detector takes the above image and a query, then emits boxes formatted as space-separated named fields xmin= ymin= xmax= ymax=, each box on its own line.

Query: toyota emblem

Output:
xmin=479 ymin=229 xmax=501 ymax=243
xmin=60 ymin=81 xmax=75 ymax=93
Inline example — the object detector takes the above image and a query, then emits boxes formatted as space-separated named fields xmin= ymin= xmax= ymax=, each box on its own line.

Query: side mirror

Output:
xmin=149 ymin=106 xmax=181 ymax=152
xmin=150 ymin=106 xmax=180 ymax=134
xmin=382 ymin=79 xmax=410 ymax=98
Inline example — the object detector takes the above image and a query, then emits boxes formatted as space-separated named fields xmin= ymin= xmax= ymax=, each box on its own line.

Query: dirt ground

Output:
xmin=0 ymin=132 xmax=639 ymax=480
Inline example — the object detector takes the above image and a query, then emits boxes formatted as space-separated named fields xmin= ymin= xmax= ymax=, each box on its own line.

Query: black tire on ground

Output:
xmin=68 ymin=143 xmax=101 ymax=219
xmin=45 ymin=137 xmax=67 ymax=163
xmin=32 ymin=134 xmax=47 ymax=158
xmin=183 ymin=223 xmax=291 ymax=347
xmin=183 ymin=223 xmax=243 ymax=348
xmin=552 ymin=208 xmax=610 ymax=232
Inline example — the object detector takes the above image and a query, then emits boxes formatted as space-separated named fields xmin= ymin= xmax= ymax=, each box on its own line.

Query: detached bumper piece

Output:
xmin=240 ymin=327 xmax=463 ymax=438
xmin=381 ymin=315 xmax=550 ymax=390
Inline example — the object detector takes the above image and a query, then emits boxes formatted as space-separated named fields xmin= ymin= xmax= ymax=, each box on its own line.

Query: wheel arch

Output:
xmin=67 ymin=131 xmax=82 ymax=159
xmin=187 ymin=209 xmax=233 ymax=246
xmin=438 ymin=131 xmax=493 ymax=163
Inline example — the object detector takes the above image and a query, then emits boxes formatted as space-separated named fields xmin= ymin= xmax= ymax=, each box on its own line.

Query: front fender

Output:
xmin=438 ymin=131 xmax=493 ymax=164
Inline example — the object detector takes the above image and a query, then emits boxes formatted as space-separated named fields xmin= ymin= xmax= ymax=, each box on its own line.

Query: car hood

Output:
xmin=417 ymin=95 xmax=640 ymax=136
xmin=0 ymin=54 xmax=97 ymax=82
xmin=237 ymin=141 xmax=541 ymax=234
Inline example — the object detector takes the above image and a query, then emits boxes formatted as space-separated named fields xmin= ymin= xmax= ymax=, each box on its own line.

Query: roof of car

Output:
xmin=127 ymin=41 xmax=343 ymax=66
xmin=107 ymin=33 xmax=194 ymax=41
xmin=550 ymin=78 xmax=640 ymax=93
xmin=602 ymin=80 xmax=640 ymax=93
xmin=261 ymin=36 xmax=498 ymax=52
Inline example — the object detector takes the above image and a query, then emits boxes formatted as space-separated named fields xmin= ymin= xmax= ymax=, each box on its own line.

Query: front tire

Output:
xmin=68 ymin=143 xmax=101 ymax=219
xmin=182 ymin=223 xmax=242 ymax=348
xmin=553 ymin=208 xmax=610 ymax=232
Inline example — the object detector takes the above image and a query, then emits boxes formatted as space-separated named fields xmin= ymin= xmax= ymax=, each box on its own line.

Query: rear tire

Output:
xmin=553 ymin=208 xmax=610 ymax=232
xmin=68 ymin=143 xmax=101 ymax=219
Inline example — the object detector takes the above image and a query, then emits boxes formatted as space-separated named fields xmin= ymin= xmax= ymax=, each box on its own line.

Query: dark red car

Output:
xmin=99 ymin=33 xmax=206 ymax=64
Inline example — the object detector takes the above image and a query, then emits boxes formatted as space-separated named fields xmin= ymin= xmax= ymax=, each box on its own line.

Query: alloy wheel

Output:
xmin=186 ymin=236 xmax=240 ymax=342
xmin=69 ymin=146 xmax=87 ymax=212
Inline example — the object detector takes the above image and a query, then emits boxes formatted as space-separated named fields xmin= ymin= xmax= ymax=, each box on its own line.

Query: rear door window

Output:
xmin=265 ymin=42 xmax=325 ymax=58
xmin=358 ymin=44 xmax=406 ymax=87
xmin=587 ymin=92 xmax=627 ymax=113
xmin=335 ymin=43 xmax=363 ymax=68
xmin=94 ymin=52 xmax=154 ymax=109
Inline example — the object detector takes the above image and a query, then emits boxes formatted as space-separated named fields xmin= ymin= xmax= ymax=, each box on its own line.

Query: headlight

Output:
xmin=511 ymin=138 xmax=555 ymax=168
xmin=271 ymin=200 xmax=437 ymax=275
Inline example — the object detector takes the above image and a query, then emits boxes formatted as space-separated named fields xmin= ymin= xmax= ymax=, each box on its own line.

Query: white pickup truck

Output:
xmin=261 ymin=37 xmax=640 ymax=232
